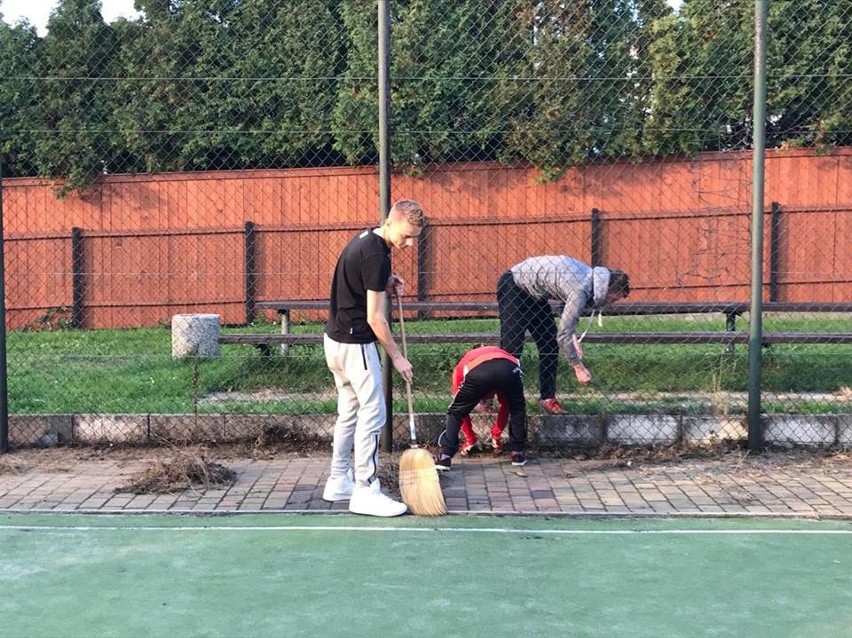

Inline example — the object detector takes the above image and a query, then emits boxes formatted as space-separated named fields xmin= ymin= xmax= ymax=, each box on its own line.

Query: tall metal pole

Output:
xmin=378 ymin=0 xmax=394 ymax=452
xmin=0 ymin=157 xmax=9 ymax=453
xmin=747 ymin=0 xmax=769 ymax=452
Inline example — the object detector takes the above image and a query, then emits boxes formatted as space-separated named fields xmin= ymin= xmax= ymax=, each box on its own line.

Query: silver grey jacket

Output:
xmin=510 ymin=256 xmax=611 ymax=363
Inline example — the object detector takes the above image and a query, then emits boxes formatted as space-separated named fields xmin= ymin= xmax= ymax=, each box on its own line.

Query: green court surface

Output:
xmin=2 ymin=514 xmax=851 ymax=638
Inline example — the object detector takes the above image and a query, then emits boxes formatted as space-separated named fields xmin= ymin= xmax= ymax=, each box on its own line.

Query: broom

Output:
xmin=396 ymin=294 xmax=447 ymax=517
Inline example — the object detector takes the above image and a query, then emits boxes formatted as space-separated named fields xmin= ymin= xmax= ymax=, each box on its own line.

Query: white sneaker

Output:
xmin=322 ymin=469 xmax=355 ymax=502
xmin=349 ymin=483 xmax=407 ymax=517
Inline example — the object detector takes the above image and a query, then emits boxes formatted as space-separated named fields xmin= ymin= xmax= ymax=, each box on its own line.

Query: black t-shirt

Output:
xmin=324 ymin=228 xmax=391 ymax=343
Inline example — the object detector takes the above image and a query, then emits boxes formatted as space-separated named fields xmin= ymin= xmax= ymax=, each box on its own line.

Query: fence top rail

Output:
xmin=254 ymin=299 xmax=852 ymax=317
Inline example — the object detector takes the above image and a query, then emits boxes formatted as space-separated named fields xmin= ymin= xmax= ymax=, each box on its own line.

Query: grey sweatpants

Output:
xmin=323 ymin=334 xmax=385 ymax=486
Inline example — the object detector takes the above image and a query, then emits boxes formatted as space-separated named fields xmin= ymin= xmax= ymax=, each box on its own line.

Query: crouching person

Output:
xmin=436 ymin=346 xmax=527 ymax=470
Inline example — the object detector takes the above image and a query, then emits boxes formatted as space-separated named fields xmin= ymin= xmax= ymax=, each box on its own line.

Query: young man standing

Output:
xmin=435 ymin=345 xmax=528 ymax=470
xmin=498 ymin=255 xmax=629 ymax=414
xmin=322 ymin=199 xmax=425 ymax=517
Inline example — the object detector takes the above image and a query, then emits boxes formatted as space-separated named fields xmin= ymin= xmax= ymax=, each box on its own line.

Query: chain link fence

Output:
xmin=0 ymin=0 xmax=849 ymax=453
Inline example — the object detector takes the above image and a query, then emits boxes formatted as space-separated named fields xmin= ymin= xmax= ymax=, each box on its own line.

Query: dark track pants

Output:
xmin=439 ymin=358 xmax=527 ymax=455
xmin=497 ymin=270 xmax=558 ymax=400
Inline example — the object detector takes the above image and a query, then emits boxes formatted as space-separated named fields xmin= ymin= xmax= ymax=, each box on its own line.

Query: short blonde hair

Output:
xmin=389 ymin=199 xmax=425 ymax=227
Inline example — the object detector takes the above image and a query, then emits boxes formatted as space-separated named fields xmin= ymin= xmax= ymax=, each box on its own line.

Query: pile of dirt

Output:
xmin=0 ymin=454 xmax=28 ymax=475
xmin=116 ymin=446 xmax=236 ymax=494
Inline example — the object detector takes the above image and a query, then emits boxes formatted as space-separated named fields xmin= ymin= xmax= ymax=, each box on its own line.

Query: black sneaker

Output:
xmin=435 ymin=454 xmax=452 ymax=471
xmin=510 ymin=451 xmax=527 ymax=467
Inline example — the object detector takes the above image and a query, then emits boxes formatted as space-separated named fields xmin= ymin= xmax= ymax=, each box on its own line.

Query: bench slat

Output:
xmin=255 ymin=299 xmax=852 ymax=317
xmin=220 ymin=331 xmax=852 ymax=347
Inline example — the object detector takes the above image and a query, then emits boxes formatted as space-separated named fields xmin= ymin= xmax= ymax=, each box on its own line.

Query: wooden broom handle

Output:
xmin=396 ymin=295 xmax=417 ymax=439
xmin=396 ymin=293 xmax=409 ymax=360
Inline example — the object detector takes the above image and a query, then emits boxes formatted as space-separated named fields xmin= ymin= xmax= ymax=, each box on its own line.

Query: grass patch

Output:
xmin=5 ymin=317 xmax=851 ymax=415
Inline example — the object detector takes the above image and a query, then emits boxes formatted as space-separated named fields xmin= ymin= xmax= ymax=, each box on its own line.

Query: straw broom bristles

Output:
xmin=396 ymin=294 xmax=446 ymax=517
xmin=399 ymin=416 xmax=447 ymax=517
xmin=399 ymin=450 xmax=446 ymax=516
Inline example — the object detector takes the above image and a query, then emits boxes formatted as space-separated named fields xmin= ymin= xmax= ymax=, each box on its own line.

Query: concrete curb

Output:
xmin=8 ymin=412 xmax=851 ymax=449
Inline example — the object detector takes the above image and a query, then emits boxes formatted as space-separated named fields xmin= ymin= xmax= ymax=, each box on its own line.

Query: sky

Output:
xmin=0 ymin=0 xmax=141 ymax=34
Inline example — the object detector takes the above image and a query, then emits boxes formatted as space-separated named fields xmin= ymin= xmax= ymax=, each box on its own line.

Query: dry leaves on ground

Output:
xmin=561 ymin=441 xmax=852 ymax=477
xmin=116 ymin=446 xmax=236 ymax=494
xmin=0 ymin=454 xmax=28 ymax=475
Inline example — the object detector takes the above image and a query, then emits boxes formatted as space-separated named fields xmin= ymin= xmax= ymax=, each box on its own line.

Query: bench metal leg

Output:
xmin=725 ymin=311 xmax=737 ymax=354
xmin=279 ymin=309 xmax=290 ymax=357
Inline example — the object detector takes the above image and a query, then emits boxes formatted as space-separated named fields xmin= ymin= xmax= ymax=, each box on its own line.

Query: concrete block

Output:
xmin=534 ymin=415 xmax=603 ymax=446
xmin=149 ymin=414 xmax=225 ymax=443
xmin=171 ymin=313 xmax=221 ymax=358
xmin=607 ymin=414 xmax=679 ymax=445
xmin=837 ymin=415 xmax=852 ymax=448
xmin=74 ymin=414 xmax=148 ymax=444
xmin=8 ymin=414 xmax=74 ymax=447
xmin=763 ymin=414 xmax=837 ymax=447
xmin=682 ymin=416 xmax=747 ymax=443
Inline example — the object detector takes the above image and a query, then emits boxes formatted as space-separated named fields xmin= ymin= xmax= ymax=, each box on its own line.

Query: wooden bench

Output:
xmin=232 ymin=300 xmax=852 ymax=353
xmin=219 ymin=329 xmax=852 ymax=357
xmin=255 ymin=299 xmax=852 ymax=333
xmin=223 ymin=300 xmax=852 ymax=355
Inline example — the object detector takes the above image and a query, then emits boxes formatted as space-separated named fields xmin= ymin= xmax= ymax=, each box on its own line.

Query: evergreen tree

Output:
xmin=332 ymin=0 xmax=379 ymax=165
xmin=33 ymin=0 xmax=121 ymax=193
xmin=653 ymin=0 xmax=754 ymax=155
xmin=113 ymin=0 xmax=225 ymax=173
xmin=765 ymin=0 xmax=852 ymax=149
xmin=0 ymin=20 xmax=42 ymax=176
xmin=207 ymin=0 xmax=345 ymax=168
xmin=495 ymin=0 xmax=670 ymax=180
xmin=333 ymin=0 xmax=520 ymax=170
xmin=115 ymin=0 xmax=344 ymax=172
xmin=3 ymin=0 xmax=847 ymax=186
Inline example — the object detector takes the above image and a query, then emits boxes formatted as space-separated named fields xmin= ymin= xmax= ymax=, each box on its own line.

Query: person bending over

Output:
xmin=497 ymin=255 xmax=629 ymax=414
xmin=435 ymin=345 xmax=527 ymax=470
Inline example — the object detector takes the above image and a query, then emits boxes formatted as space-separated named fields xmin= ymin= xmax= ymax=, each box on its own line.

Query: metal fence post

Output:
xmin=591 ymin=208 xmax=602 ymax=266
xmin=379 ymin=0 xmax=394 ymax=453
xmin=244 ymin=221 xmax=257 ymax=325
xmin=0 ymin=158 xmax=8 ymax=453
xmin=769 ymin=202 xmax=781 ymax=302
xmin=747 ymin=0 xmax=769 ymax=452
xmin=416 ymin=222 xmax=429 ymax=319
xmin=71 ymin=227 xmax=85 ymax=329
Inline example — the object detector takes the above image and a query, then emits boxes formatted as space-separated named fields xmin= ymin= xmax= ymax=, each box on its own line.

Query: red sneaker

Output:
xmin=490 ymin=436 xmax=504 ymax=454
xmin=539 ymin=398 xmax=566 ymax=415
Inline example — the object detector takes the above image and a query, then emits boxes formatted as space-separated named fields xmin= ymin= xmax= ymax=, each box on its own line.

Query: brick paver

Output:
xmin=2 ymin=450 xmax=852 ymax=517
